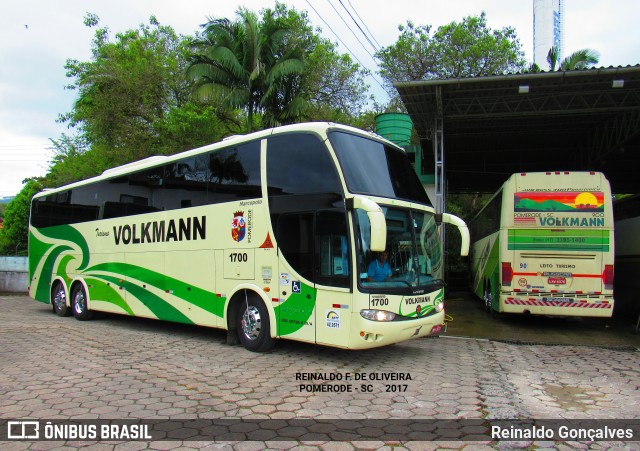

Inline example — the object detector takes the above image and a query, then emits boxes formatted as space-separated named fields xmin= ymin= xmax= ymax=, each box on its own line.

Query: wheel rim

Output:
xmin=240 ymin=305 xmax=262 ymax=341
xmin=74 ymin=290 xmax=86 ymax=315
xmin=54 ymin=286 xmax=66 ymax=312
xmin=484 ymin=287 xmax=492 ymax=311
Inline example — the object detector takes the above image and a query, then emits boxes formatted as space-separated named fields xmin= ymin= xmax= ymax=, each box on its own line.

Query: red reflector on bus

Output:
xmin=603 ymin=265 xmax=614 ymax=289
xmin=502 ymin=262 xmax=514 ymax=286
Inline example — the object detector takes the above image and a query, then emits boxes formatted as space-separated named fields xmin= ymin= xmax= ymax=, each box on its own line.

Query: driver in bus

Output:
xmin=367 ymin=251 xmax=392 ymax=282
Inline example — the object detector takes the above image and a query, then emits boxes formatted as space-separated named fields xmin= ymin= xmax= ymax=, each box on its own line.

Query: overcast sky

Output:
xmin=1 ymin=0 xmax=639 ymax=198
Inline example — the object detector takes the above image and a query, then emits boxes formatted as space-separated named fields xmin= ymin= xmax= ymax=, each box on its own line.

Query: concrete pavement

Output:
xmin=0 ymin=293 xmax=638 ymax=450
xmin=444 ymin=290 xmax=640 ymax=348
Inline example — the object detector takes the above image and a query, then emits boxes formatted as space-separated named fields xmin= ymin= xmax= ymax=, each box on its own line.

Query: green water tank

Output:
xmin=375 ymin=113 xmax=413 ymax=146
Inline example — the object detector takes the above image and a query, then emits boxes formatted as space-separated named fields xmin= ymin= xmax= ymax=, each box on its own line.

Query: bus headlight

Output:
xmin=435 ymin=301 xmax=444 ymax=313
xmin=360 ymin=309 xmax=396 ymax=322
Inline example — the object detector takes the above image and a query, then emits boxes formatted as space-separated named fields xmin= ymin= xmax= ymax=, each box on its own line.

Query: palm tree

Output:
xmin=187 ymin=8 xmax=306 ymax=132
xmin=547 ymin=45 xmax=600 ymax=71
xmin=527 ymin=46 xmax=600 ymax=73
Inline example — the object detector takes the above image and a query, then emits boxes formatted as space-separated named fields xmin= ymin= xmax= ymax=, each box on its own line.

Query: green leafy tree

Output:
xmin=376 ymin=12 xmax=526 ymax=90
xmin=262 ymin=3 xmax=371 ymax=124
xmin=187 ymin=7 xmax=306 ymax=132
xmin=62 ymin=15 xmax=189 ymax=161
xmin=0 ymin=180 xmax=42 ymax=255
xmin=52 ymin=14 xmax=233 ymax=187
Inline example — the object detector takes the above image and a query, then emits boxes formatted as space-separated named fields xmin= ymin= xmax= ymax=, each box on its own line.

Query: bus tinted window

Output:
xmin=614 ymin=194 xmax=640 ymax=221
xmin=470 ymin=191 xmax=502 ymax=240
xmin=163 ymin=155 xmax=209 ymax=209
xmin=267 ymin=133 xmax=342 ymax=195
xmin=31 ymin=141 xmax=263 ymax=228
xmin=31 ymin=189 xmax=99 ymax=228
xmin=104 ymin=170 xmax=161 ymax=218
xmin=267 ymin=133 xmax=348 ymax=287
xmin=209 ymin=141 xmax=261 ymax=202
xmin=329 ymin=131 xmax=430 ymax=204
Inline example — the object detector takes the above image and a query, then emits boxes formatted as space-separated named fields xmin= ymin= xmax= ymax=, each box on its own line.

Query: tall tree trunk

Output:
xmin=247 ymin=101 xmax=254 ymax=133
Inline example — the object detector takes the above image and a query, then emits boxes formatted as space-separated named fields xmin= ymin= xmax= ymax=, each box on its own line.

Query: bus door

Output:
xmin=274 ymin=212 xmax=317 ymax=343
xmin=313 ymin=211 xmax=352 ymax=348
xmin=273 ymin=210 xmax=351 ymax=347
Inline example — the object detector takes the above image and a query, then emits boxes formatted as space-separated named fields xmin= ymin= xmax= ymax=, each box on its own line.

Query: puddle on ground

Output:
xmin=542 ymin=384 xmax=605 ymax=411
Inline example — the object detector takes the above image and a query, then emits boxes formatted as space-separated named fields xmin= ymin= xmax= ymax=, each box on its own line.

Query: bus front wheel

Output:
xmin=52 ymin=282 xmax=70 ymax=317
xmin=71 ymin=284 xmax=94 ymax=321
xmin=237 ymin=295 xmax=275 ymax=352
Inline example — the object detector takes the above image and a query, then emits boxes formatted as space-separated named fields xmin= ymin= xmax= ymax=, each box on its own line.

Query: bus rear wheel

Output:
xmin=483 ymin=283 xmax=493 ymax=313
xmin=71 ymin=284 xmax=94 ymax=321
xmin=52 ymin=282 xmax=70 ymax=317
xmin=237 ymin=295 xmax=275 ymax=352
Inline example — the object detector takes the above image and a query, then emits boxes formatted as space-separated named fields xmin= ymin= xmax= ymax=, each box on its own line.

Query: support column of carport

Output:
xmin=433 ymin=86 xmax=445 ymax=245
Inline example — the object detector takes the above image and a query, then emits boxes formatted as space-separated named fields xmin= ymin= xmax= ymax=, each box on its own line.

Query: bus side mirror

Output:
xmin=441 ymin=213 xmax=470 ymax=257
xmin=345 ymin=196 xmax=387 ymax=252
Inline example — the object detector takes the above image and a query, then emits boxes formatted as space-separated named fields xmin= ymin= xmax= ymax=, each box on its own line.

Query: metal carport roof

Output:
xmin=394 ymin=66 xmax=640 ymax=194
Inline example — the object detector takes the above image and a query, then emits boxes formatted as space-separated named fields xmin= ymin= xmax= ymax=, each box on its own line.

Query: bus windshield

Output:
xmin=355 ymin=206 xmax=443 ymax=292
xmin=329 ymin=131 xmax=431 ymax=205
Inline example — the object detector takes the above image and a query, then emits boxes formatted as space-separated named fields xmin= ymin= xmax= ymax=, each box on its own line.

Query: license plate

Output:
xmin=544 ymin=297 xmax=572 ymax=303
xmin=548 ymin=277 xmax=566 ymax=285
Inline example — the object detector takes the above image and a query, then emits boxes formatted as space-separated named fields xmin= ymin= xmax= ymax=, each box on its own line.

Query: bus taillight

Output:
xmin=603 ymin=264 xmax=614 ymax=290
xmin=501 ymin=262 xmax=514 ymax=286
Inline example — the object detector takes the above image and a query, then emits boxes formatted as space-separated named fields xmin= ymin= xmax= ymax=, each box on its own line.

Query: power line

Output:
xmin=304 ymin=0 xmax=386 ymax=92
xmin=346 ymin=0 xmax=383 ymax=50
xmin=338 ymin=0 xmax=380 ymax=53
xmin=325 ymin=0 xmax=376 ymax=61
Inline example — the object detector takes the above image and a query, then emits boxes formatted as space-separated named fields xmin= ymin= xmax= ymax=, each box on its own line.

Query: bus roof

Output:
xmin=510 ymin=171 xmax=610 ymax=191
xmin=34 ymin=122 xmax=394 ymax=199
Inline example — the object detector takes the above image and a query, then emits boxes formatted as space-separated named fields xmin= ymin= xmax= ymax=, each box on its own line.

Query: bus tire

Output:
xmin=237 ymin=295 xmax=275 ymax=352
xmin=52 ymin=281 xmax=70 ymax=317
xmin=483 ymin=283 xmax=493 ymax=313
xmin=71 ymin=283 xmax=94 ymax=321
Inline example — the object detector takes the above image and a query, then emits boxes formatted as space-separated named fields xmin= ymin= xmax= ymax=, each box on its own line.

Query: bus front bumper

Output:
xmin=348 ymin=310 xmax=445 ymax=350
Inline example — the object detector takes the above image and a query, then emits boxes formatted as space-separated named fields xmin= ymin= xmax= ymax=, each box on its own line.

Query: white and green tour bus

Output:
xmin=470 ymin=171 xmax=614 ymax=317
xmin=29 ymin=122 xmax=470 ymax=351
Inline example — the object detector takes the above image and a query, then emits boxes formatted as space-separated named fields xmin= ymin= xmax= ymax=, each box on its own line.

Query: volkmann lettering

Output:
xmin=405 ymin=297 xmax=430 ymax=305
xmin=113 ymin=216 xmax=206 ymax=245
xmin=539 ymin=217 xmax=605 ymax=227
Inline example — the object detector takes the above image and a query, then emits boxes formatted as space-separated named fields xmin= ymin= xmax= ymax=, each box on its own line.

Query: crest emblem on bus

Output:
xmin=231 ymin=211 xmax=246 ymax=242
